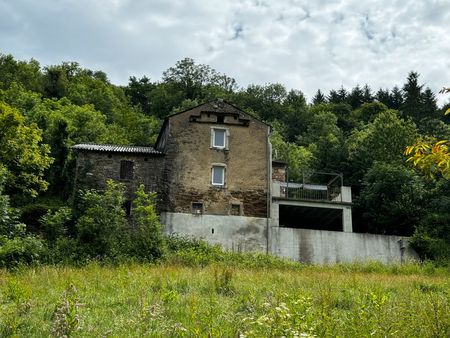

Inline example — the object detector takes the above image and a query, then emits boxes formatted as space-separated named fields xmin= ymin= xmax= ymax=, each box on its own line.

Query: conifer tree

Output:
xmin=362 ymin=84 xmax=373 ymax=103
xmin=327 ymin=89 xmax=340 ymax=104
xmin=375 ymin=88 xmax=391 ymax=107
xmin=390 ymin=86 xmax=404 ymax=110
xmin=349 ymin=85 xmax=365 ymax=109
xmin=401 ymin=71 xmax=424 ymax=121
xmin=337 ymin=86 xmax=348 ymax=103
xmin=312 ymin=89 xmax=326 ymax=105
xmin=420 ymin=87 xmax=438 ymax=118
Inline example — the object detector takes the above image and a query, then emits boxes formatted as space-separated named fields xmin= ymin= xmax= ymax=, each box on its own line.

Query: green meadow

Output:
xmin=1 ymin=260 xmax=449 ymax=337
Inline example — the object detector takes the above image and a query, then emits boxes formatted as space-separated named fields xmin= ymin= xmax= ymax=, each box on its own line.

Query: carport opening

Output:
xmin=279 ymin=205 xmax=343 ymax=231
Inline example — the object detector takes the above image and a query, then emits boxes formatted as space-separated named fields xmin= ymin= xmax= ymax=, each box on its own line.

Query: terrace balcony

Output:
xmin=272 ymin=172 xmax=352 ymax=204
xmin=270 ymin=171 xmax=353 ymax=233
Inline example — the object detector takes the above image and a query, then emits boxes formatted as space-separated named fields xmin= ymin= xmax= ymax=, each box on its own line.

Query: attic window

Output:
xmin=120 ymin=160 xmax=134 ymax=180
xmin=217 ymin=115 xmax=224 ymax=124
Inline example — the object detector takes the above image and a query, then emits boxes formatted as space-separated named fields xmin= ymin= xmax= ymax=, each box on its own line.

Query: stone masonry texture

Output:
xmin=74 ymin=101 xmax=270 ymax=217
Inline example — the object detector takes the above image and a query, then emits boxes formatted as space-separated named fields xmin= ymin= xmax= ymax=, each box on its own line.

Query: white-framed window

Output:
xmin=211 ymin=127 xmax=228 ymax=149
xmin=211 ymin=164 xmax=226 ymax=186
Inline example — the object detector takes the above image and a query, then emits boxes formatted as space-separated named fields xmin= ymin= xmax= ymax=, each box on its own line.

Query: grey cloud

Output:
xmin=230 ymin=23 xmax=243 ymax=40
xmin=0 ymin=0 xmax=449 ymax=106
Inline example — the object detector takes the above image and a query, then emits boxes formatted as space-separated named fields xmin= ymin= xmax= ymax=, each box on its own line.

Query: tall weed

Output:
xmin=51 ymin=284 xmax=81 ymax=337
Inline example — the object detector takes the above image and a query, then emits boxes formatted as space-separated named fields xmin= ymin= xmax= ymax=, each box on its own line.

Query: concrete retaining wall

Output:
xmin=161 ymin=212 xmax=418 ymax=264
xmin=161 ymin=212 xmax=268 ymax=252
xmin=271 ymin=227 xmax=418 ymax=264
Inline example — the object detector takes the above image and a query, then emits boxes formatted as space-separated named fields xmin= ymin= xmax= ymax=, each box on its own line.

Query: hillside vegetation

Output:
xmin=0 ymin=52 xmax=450 ymax=267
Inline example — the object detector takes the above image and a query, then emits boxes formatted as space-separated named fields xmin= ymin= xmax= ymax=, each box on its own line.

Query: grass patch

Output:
xmin=0 ymin=261 xmax=449 ymax=337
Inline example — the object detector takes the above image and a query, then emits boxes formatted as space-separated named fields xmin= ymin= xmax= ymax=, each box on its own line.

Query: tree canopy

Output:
xmin=0 ymin=102 xmax=53 ymax=198
xmin=0 ymin=52 xmax=448 ymax=261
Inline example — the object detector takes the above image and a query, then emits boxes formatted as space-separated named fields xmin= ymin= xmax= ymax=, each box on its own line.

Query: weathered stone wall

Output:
xmin=272 ymin=163 xmax=286 ymax=182
xmin=74 ymin=151 xmax=164 ymax=202
xmin=159 ymin=102 xmax=270 ymax=217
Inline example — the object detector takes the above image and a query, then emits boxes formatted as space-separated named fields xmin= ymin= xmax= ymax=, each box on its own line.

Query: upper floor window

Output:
xmin=212 ymin=165 xmax=226 ymax=186
xmin=211 ymin=127 xmax=228 ymax=149
xmin=120 ymin=160 xmax=134 ymax=180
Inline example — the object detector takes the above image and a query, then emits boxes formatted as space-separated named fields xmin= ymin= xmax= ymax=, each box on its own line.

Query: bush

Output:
xmin=39 ymin=206 xmax=72 ymax=244
xmin=125 ymin=185 xmax=166 ymax=261
xmin=71 ymin=181 xmax=167 ymax=263
xmin=75 ymin=180 xmax=127 ymax=259
xmin=46 ymin=237 xmax=84 ymax=265
xmin=165 ymin=234 xmax=225 ymax=266
xmin=165 ymin=234 xmax=301 ymax=269
xmin=19 ymin=197 xmax=64 ymax=233
xmin=411 ymin=202 xmax=450 ymax=263
xmin=0 ymin=235 xmax=47 ymax=269
xmin=411 ymin=226 xmax=450 ymax=265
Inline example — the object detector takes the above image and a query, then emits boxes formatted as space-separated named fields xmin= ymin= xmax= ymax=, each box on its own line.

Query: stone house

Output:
xmin=73 ymin=100 xmax=417 ymax=263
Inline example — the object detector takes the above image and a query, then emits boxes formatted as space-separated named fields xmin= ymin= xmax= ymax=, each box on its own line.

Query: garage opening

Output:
xmin=279 ymin=205 xmax=343 ymax=231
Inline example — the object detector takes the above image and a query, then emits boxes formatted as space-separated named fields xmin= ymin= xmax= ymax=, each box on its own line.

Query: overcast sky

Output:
xmin=1 ymin=0 xmax=449 ymax=105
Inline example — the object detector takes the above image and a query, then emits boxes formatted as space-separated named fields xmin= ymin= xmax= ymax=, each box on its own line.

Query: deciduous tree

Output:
xmin=0 ymin=102 xmax=53 ymax=198
xmin=355 ymin=162 xmax=426 ymax=235
xmin=348 ymin=109 xmax=417 ymax=182
xmin=405 ymin=87 xmax=450 ymax=179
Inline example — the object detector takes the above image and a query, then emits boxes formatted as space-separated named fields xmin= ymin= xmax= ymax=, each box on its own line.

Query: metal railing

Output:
xmin=278 ymin=171 xmax=344 ymax=203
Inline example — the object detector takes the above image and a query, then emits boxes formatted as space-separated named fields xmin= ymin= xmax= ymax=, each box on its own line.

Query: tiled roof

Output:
xmin=72 ymin=143 xmax=163 ymax=155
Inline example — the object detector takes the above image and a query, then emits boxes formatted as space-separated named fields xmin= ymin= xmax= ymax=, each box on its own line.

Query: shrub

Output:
xmin=75 ymin=180 xmax=127 ymax=259
xmin=126 ymin=185 xmax=166 ymax=261
xmin=0 ymin=235 xmax=47 ymax=269
xmin=411 ymin=235 xmax=450 ymax=266
xmin=39 ymin=206 xmax=72 ymax=244
xmin=70 ymin=182 xmax=167 ymax=263
xmin=165 ymin=234 xmax=225 ymax=266
xmin=165 ymin=234 xmax=301 ymax=269
xmin=18 ymin=196 xmax=66 ymax=231
xmin=411 ymin=212 xmax=450 ymax=263
xmin=47 ymin=237 xmax=83 ymax=265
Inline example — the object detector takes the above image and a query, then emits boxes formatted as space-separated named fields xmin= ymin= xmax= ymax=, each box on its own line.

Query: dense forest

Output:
xmin=0 ymin=53 xmax=449 ymax=265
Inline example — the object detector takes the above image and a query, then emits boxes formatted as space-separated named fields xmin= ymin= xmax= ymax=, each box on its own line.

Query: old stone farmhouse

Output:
xmin=73 ymin=100 xmax=417 ymax=264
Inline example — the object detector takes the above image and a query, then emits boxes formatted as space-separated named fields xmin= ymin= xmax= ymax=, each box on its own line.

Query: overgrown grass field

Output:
xmin=1 ymin=259 xmax=449 ymax=337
